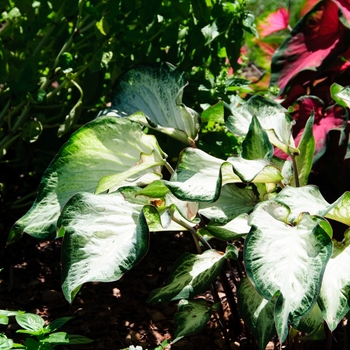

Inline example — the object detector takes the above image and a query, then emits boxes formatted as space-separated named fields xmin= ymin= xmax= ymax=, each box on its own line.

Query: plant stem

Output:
xmin=291 ymin=155 xmax=300 ymax=187
xmin=0 ymin=100 xmax=10 ymax=122
xmin=171 ymin=216 xmax=212 ymax=250
xmin=164 ymin=161 xmax=175 ymax=175
xmin=33 ymin=4 xmax=65 ymax=56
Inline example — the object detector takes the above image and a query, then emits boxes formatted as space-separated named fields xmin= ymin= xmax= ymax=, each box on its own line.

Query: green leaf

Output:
xmin=41 ymin=332 xmax=69 ymax=344
xmin=237 ymin=277 xmax=275 ymax=350
xmin=331 ymin=83 xmax=350 ymax=108
xmin=201 ymin=20 xmax=220 ymax=45
xmin=246 ymin=201 xmax=332 ymax=342
xmin=201 ymin=101 xmax=224 ymax=125
xmin=225 ymin=95 xmax=297 ymax=155
xmin=15 ymin=313 xmax=45 ymax=334
xmin=198 ymin=184 xmax=257 ymax=224
xmin=326 ymin=192 xmax=350 ymax=226
xmin=0 ymin=310 xmax=24 ymax=325
xmin=45 ymin=317 xmax=73 ymax=333
xmin=172 ymin=299 xmax=216 ymax=344
xmin=135 ymin=180 xmax=170 ymax=198
xmin=8 ymin=117 xmax=165 ymax=243
xmin=21 ymin=120 xmax=43 ymax=143
xmin=241 ymin=115 xmax=274 ymax=160
xmin=0 ymin=335 xmax=13 ymax=350
xmin=147 ymin=245 xmax=238 ymax=303
xmin=318 ymin=230 xmax=350 ymax=330
xmin=59 ymin=190 xmax=149 ymax=303
xmin=293 ymin=302 xmax=324 ymax=334
xmin=96 ymin=17 xmax=109 ymax=35
xmin=98 ymin=63 xmax=200 ymax=145
xmin=294 ymin=113 xmax=315 ymax=186
xmin=199 ymin=213 xmax=250 ymax=241
xmin=66 ymin=334 xmax=94 ymax=344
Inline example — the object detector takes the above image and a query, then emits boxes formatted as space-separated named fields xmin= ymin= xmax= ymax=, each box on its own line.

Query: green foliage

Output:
xmin=6 ymin=0 xmax=350 ymax=348
xmin=9 ymin=62 xmax=350 ymax=349
xmin=0 ymin=310 xmax=92 ymax=349
xmin=0 ymin=0 xmax=253 ymax=169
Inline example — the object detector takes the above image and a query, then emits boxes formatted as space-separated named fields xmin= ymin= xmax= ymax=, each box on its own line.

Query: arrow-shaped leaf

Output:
xmin=163 ymin=148 xmax=282 ymax=203
xmin=98 ymin=63 xmax=200 ymax=145
xmin=8 ymin=117 xmax=165 ymax=243
xmin=237 ymin=277 xmax=275 ymax=350
xmin=58 ymin=189 xmax=149 ymax=303
xmin=318 ymin=230 xmax=350 ymax=330
xmin=147 ymin=245 xmax=238 ymax=303
xmin=225 ymin=94 xmax=296 ymax=155
xmin=245 ymin=201 xmax=332 ymax=342
xmin=172 ymin=299 xmax=218 ymax=344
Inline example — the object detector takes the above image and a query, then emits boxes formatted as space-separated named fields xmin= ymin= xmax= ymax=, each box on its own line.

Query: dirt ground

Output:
xmin=0 ymin=223 xmax=245 ymax=350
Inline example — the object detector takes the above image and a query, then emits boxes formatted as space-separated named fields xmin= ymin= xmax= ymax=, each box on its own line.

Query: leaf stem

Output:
xmin=291 ymin=154 xmax=300 ymax=187
xmin=164 ymin=161 xmax=175 ymax=175
xmin=171 ymin=216 xmax=212 ymax=250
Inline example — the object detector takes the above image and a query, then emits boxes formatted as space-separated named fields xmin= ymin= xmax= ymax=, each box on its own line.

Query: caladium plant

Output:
xmin=270 ymin=0 xmax=350 ymax=170
xmin=9 ymin=62 xmax=350 ymax=349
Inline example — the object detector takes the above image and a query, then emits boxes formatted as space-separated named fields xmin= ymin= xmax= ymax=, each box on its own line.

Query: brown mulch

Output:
xmin=0 ymin=225 xmax=241 ymax=350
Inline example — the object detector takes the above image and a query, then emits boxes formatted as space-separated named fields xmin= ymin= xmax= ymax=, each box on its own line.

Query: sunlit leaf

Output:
xmin=225 ymin=95 xmax=296 ymax=155
xmin=198 ymin=184 xmax=257 ymax=224
xmin=15 ymin=313 xmax=45 ymax=333
xmin=326 ymin=191 xmax=350 ymax=225
xmin=164 ymin=148 xmax=282 ymax=203
xmin=98 ymin=63 xmax=200 ymax=145
xmin=273 ymin=185 xmax=330 ymax=223
xmin=59 ymin=190 xmax=149 ymax=303
xmin=256 ymin=8 xmax=290 ymax=37
xmin=8 ymin=117 xmax=165 ymax=243
xmin=318 ymin=235 xmax=350 ymax=330
xmin=246 ymin=201 xmax=332 ymax=342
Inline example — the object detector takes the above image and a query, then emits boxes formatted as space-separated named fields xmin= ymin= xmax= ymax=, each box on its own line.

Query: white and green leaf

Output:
xmin=241 ymin=115 xmax=274 ymax=160
xmin=225 ymin=94 xmax=296 ymax=155
xmin=273 ymin=185 xmax=330 ymax=223
xmin=8 ymin=117 xmax=165 ymax=243
xmin=331 ymin=83 xmax=350 ymax=108
xmin=147 ymin=245 xmax=238 ymax=303
xmin=246 ymin=201 xmax=332 ymax=342
xmin=164 ymin=148 xmax=282 ymax=203
xmin=199 ymin=214 xmax=250 ymax=241
xmin=198 ymin=184 xmax=257 ymax=224
xmin=237 ymin=277 xmax=275 ymax=350
xmin=318 ymin=230 xmax=350 ymax=330
xmin=98 ymin=63 xmax=200 ymax=145
xmin=58 ymin=190 xmax=149 ymax=303
xmin=326 ymin=191 xmax=350 ymax=226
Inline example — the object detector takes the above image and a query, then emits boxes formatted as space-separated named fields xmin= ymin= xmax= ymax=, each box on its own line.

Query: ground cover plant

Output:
xmin=4 ymin=0 xmax=350 ymax=349
xmin=0 ymin=310 xmax=93 ymax=349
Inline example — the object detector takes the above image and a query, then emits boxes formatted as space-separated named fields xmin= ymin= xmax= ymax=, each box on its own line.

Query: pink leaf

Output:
xmin=276 ymin=96 xmax=348 ymax=160
xmin=270 ymin=0 xmax=350 ymax=92
xmin=257 ymin=8 xmax=290 ymax=37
